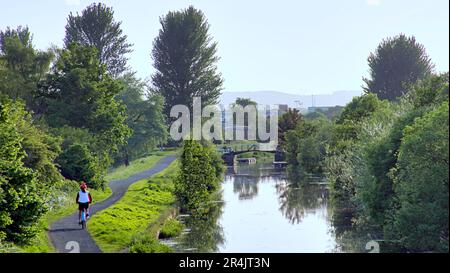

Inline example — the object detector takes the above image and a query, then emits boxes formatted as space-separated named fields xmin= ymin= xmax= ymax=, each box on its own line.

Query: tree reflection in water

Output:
xmin=228 ymin=163 xmax=285 ymax=201
xmin=175 ymin=192 xmax=225 ymax=252
xmin=277 ymin=170 xmax=329 ymax=224
xmin=281 ymin=170 xmax=373 ymax=252
xmin=277 ymin=169 xmax=373 ymax=252
xmin=233 ymin=175 xmax=259 ymax=200
xmin=174 ymin=163 xmax=376 ymax=253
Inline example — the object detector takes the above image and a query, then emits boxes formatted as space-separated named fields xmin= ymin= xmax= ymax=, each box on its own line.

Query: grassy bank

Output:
xmin=89 ymin=160 xmax=179 ymax=252
xmin=236 ymin=151 xmax=274 ymax=163
xmin=105 ymin=149 xmax=176 ymax=181
xmin=12 ymin=151 xmax=175 ymax=253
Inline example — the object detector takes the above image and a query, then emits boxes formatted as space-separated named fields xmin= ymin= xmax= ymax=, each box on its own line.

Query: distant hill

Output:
xmin=219 ymin=90 xmax=362 ymax=108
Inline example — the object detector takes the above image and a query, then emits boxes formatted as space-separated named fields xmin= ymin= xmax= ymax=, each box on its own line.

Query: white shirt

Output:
xmin=78 ymin=190 xmax=90 ymax=203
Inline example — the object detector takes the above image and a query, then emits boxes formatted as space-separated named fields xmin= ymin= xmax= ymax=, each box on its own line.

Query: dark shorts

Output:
xmin=78 ymin=202 xmax=89 ymax=211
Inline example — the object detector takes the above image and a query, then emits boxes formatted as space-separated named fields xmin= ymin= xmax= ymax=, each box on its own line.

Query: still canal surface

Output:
xmin=170 ymin=163 xmax=364 ymax=253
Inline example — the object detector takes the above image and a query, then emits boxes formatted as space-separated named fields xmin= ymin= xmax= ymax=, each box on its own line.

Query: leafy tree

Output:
xmin=41 ymin=43 xmax=131 ymax=188
xmin=326 ymin=94 xmax=387 ymax=210
xmin=115 ymin=73 xmax=167 ymax=165
xmin=363 ymin=34 xmax=434 ymax=101
xmin=51 ymin=126 xmax=96 ymax=151
xmin=326 ymin=73 xmax=449 ymax=252
xmin=42 ymin=43 xmax=131 ymax=153
xmin=56 ymin=143 xmax=104 ymax=189
xmin=298 ymin=118 xmax=332 ymax=173
xmin=64 ymin=3 xmax=132 ymax=76
xmin=200 ymin=140 xmax=225 ymax=180
xmin=16 ymin=114 xmax=63 ymax=185
xmin=357 ymin=108 xmax=425 ymax=225
xmin=336 ymin=93 xmax=384 ymax=125
xmin=304 ymin=111 xmax=327 ymax=121
xmin=232 ymin=97 xmax=257 ymax=107
xmin=175 ymin=140 xmax=223 ymax=215
xmin=0 ymin=96 xmax=46 ymax=243
xmin=388 ymin=102 xmax=448 ymax=252
xmin=355 ymin=74 xmax=448 ymax=228
xmin=0 ymin=26 xmax=54 ymax=114
xmin=278 ymin=108 xmax=303 ymax=150
xmin=0 ymin=27 xmax=62 ymax=182
xmin=305 ymin=106 xmax=344 ymax=121
xmin=230 ymin=97 xmax=258 ymax=141
xmin=285 ymin=117 xmax=331 ymax=173
xmin=50 ymin=125 xmax=106 ymax=188
xmin=406 ymin=72 xmax=449 ymax=108
xmin=332 ymin=93 xmax=386 ymax=145
xmin=152 ymin=6 xmax=223 ymax=118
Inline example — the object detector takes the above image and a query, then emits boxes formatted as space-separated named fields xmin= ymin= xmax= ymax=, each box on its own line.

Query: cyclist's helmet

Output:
xmin=80 ymin=182 xmax=87 ymax=190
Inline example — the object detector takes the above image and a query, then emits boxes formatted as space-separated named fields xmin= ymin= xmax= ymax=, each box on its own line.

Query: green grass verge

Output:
xmin=159 ymin=218 xmax=184 ymax=239
xmin=105 ymin=150 xmax=176 ymax=181
xmin=89 ymin=160 xmax=179 ymax=253
xmin=129 ymin=234 xmax=172 ymax=253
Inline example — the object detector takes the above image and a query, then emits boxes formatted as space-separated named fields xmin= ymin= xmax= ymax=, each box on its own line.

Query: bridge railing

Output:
xmin=218 ymin=141 xmax=278 ymax=154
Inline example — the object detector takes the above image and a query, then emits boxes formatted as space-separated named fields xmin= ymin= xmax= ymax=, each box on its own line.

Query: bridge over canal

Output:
xmin=218 ymin=141 xmax=285 ymax=165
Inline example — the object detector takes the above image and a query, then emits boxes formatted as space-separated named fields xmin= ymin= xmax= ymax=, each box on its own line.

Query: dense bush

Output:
xmin=327 ymin=73 xmax=449 ymax=252
xmin=0 ymin=97 xmax=46 ymax=243
xmin=278 ymin=108 xmax=303 ymax=150
xmin=129 ymin=234 xmax=172 ymax=253
xmin=354 ymin=107 xmax=426 ymax=225
xmin=159 ymin=218 xmax=183 ymax=239
xmin=18 ymin=121 xmax=63 ymax=185
xmin=56 ymin=143 xmax=105 ymax=189
xmin=387 ymin=102 xmax=448 ymax=252
xmin=285 ymin=117 xmax=332 ymax=174
xmin=326 ymin=94 xmax=389 ymax=208
xmin=175 ymin=140 xmax=224 ymax=215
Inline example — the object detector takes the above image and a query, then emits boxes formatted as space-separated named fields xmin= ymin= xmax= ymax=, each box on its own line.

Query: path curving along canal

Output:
xmin=49 ymin=155 xmax=177 ymax=253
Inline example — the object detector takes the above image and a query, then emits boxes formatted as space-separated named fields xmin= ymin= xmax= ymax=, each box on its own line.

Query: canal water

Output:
xmin=170 ymin=163 xmax=364 ymax=253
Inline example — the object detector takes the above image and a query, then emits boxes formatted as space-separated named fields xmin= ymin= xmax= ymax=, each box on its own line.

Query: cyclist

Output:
xmin=76 ymin=182 xmax=92 ymax=225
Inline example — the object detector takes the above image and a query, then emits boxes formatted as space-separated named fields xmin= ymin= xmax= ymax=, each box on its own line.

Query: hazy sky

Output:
xmin=1 ymin=0 xmax=449 ymax=94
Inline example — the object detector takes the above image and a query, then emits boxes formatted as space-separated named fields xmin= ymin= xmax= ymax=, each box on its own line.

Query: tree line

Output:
xmin=280 ymin=34 xmax=448 ymax=252
xmin=1 ymin=3 xmax=223 ymax=246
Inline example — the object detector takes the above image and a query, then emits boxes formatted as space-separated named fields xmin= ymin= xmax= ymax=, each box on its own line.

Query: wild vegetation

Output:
xmin=175 ymin=140 xmax=225 ymax=215
xmin=0 ymin=3 xmax=167 ymax=250
xmin=1 ymin=2 xmax=227 ymax=252
xmin=159 ymin=218 xmax=184 ymax=239
xmin=282 ymin=34 xmax=449 ymax=252
xmin=0 ymin=1 xmax=447 ymax=254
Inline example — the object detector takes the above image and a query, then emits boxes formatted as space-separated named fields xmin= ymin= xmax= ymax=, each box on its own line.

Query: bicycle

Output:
xmin=80 ymin=208 xmax=88 ymax=229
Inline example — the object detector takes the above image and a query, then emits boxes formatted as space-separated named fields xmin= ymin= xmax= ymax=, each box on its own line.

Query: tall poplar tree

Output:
xmin=64 ymin=3 xmax=132 ymax=77
xmin=152 ymin=6 xmax=223 ymax=119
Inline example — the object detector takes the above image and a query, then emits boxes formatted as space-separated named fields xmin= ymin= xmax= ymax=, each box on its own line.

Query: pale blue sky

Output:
xmin=1 ymin=0 xmax=449 ymax=94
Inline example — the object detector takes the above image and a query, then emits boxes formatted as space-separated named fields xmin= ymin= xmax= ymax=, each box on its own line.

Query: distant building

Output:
xmin=220 ymin=105 xmax=279 ymax=140
xmin=277 ymin=104 xmax=288 ymax=116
